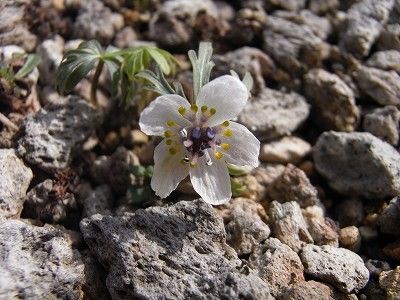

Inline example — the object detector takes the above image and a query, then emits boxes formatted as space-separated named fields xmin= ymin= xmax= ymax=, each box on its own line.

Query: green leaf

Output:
xmin=14 ymin=54 xmax=40 ymax=80
xmin=228 ymin=164 xmax=252 ymax=176
xmin=231 ymin=178 xmax=248 ymax=197
xmin=147 ymin=48 xmax=171 ymax=75
xmin=188 ymin=42 xmax=214 ymax=100
xmin=136 ymin=68 xmax=175 ymax=95
xmin=126 ymin=186 xmax=153 ymax=205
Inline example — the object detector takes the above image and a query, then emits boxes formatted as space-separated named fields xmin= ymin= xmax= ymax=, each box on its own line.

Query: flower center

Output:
xmin=183 ymin=126 xmax=216 ymax=158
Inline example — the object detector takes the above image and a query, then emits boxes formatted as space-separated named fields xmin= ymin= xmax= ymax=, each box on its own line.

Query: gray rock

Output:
xmin=313 ymin=131 xmax=400 ymax=199
xmin=260 ymin=136 xmax=311 ymax=164
xmin=263 ymin=16 xmax=325 ymax=72
xmin=378 ymin=24 xmax=400 ymax=51
xmin=239 ymin=87 xmax=310 ymax=141
xmin=249 ymin=238 xmax=304 ymax=298
xmin=304 ymin=68 xmax=360 ymax=132
xmin=73 ymin=0 xmax=124 ymax=43
xmin=365 ymin=259 xmax=391 ymax=278
xmin=0 ymin=220 xmax=85 ymax=299
xmin=223 ymin=198 xmax=270 ymax=255
xmin=80 ymin=199 xmax=273 ymax=300
xmin=308 ymin=0 xmax=339 ymax=14
xmin=367 ymin=50 xmax=400 ymax=72
xmin=269 ymin=201 xmax=313 ymax=252
xmin=263 ymin=0 xmax=306 ymax=11
xmin=267 ymin=164 xmax=319 ymax=208
xmin=300 ymin=244 xmax=369 ymax=293
xmin=339 ymin=0 xmax=394 ymax=58
xmin=36 ymin=35 xmax=64 ymax=86
xmin=82 ymin=185 xmax=113 ymax=217
xmin=17 ymin=96 xmax=100 ymax=173
xmin=363 ymin=105 xmax=400 ymax=145
xmin=305 ymin=215 xmax=339 ymax=247
xmin=278 ymin=280 xmax=333 ymax=300
xmin=0 ymin=149 xmax=33 ymax=220
xmin=379 ymin=197 xmax=400 ymax=235
xmin=355 ymin=66 xmax=400 ymax=107
xmin=379 ymin=267 xmax=400 ymax=300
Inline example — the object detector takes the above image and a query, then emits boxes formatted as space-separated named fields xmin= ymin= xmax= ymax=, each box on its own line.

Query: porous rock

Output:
xmin=260 ymin=136 xmax=311 ymax=164
xmin=0 ymin=149 xmax=33 ymax=220
xmin=269 ymin=201 xmax=313 ymax=252
xmin=300 ymin=244 xmax=369 ymax=293
xmin=339 ymin=0 xmax=394 ymax=58
xmin=379 ymin=266 xmax=400 ymax=300
xmin=363 ymin=105 xmax=400 ymax=146
xmin=82 ymin=184 xmax=113 ymax=218
xmin=313 ymin=131 xmax=400 ymax=199
xmin=355 ymin=65 xmax=400 ymax=107
xmin=366 ymin=50 xmax=400 ymax=72
xmin=17 ymin=96 xmax=100 ymax=173
xmin=278 ymin=280 xmax=333 ymax=300
xmin=304 ymin=68 xmax=360 ymax=132
xmin=304 ymin=214 xmax=339 ymax=247
xmin=249 ymin=238 xmax=304 ymax=298
xmin=239 ymin=87 xmax=310 ymax=141
xmin=266 ymin=164 xmax=319 ymax=208
xmin=80 ymin=199 xmax=273 ymax=300
xmin=0 ymin=220 xmax=85 ymax=299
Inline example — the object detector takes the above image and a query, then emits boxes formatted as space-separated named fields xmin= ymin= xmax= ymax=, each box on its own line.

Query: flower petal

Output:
xmin=189 ymin=151 xmax=232 ymax=205
xmin=151 ymin=140 xmax=189 ymax=198
xmin=139 ymin=94 xmax=191 ymax=136
xmin=219 ymin=121 xmax=260 ymax=168
xmin=196 ymin=75 xmax=249 ymax=127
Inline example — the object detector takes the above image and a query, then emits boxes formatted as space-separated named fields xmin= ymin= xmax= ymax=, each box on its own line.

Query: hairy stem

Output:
xmin=0 ymin=112 xmax=18 ymax=131
xmin=90 ymin=60 xmax=104 ymax=106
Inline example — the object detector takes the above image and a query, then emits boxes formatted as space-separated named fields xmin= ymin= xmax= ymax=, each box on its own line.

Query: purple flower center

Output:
xmin=185 ymin=127 xmax=216 ymax=157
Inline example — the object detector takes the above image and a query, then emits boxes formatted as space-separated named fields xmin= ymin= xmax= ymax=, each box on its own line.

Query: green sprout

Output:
xmin=55 ymin=40 xmax=177 ymax=107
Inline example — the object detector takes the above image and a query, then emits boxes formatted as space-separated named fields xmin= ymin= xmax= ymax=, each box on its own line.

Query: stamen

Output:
xmin=191 ymin=104 xmax=198 ymax=112
xmin=204 ymin=151 xmax=213 ymax=166
xmin=180 ymin=128 xmax=188 ymax=138
xmin=221 ymin=143 xmax=230 ymax=151
xmin=222 ymin=121 xmax=230 ymax=127
xmin=169 ymin=147 xmax=177 ymax=155
xmin=183 ymin=139 xmax=193 ymax=147
xmin=206 ymin=127 xmax=216 ymax=139
xmin=166 ymin=139 xmax=173 ymax=145
xmin=210 ymin=108 xmax=216 ymax=115
xmin=166 ymin=120 xmax=177 ymax=127
xmin=214 ymin=151 xmax=224 ymax=160
xmin=223 ymin=129 xmax=233 ymax=137
xmin=201 ymin=105 xmax=208 ymax=113
xmin=191 ymin=127 xmax=201 ymax=139
xmin=178 ymin=106 xmax=186 ymax=115
xmin=164 ymin=130 xmax=173 ymax=138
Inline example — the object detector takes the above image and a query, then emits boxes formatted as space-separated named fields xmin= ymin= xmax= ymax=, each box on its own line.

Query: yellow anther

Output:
xmin=191 ymin=104 xmax=198 ymax=112
xmin=214 ymin=151 xmax=224 ymax=160
xmin=178 ymin=106 xmax=186 ymax=115
xmin=223 ymin=129 xmax=233 ymax=137
xmin=164 ymin=130 xmax=173 ymax=138
xmin=165 ymin=139 xmax=173 ymax=145
xmin=221 ymin=143 xmax=230 ymax=151
xmin=166 ymin=120 xmax=177 ymax=127
xmin=210 ymin=108 xmax=216 ymax=115
xmin=190 ymin=162 xmax=197 ymax=168
xmin=169 ymin=147 xmax=177 ymax=155
xmin=222 ymin=121 xmax=230 ymax=127
xmin=201 ymin=105 xmax=208 ymax=113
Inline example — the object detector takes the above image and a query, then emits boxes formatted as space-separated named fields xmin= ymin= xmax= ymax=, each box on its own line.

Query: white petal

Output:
xmin=196 ymin=75 xmax=248 ymax=127
xmin=189 ymin=151 xmax=232 ymax=205
xmin=220 ymin=121 xmax=260 ymax=168
xmin=151 ymin=141 xmax=189 ymax=198
xmin=139 ymin=94 xmax=191 ymax=136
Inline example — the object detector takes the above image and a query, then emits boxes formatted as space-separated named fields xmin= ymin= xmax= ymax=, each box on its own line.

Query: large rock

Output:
xmin=379 ymin=266 xmax=400 ymax=300
xmin=300 ymin=244 xmax=369 ymax=293
xmin=0 ymin=149 xmax=33 ymax=219
xmin=355 ymin=66 xmax=400 ymax=107
xmin=260 ymin=136 xmax=311 ymax=164
xmin=366 ymin=50 xmax=400 ymax=72
xmin=80 ymin=199 xmax=273 ymax=300
xmin=17 ymin=96 xmax=100 ymax=173
xmin=379 ymin=197 xmax=400 ymax=235
xmin=249 ymin=238 xmax=304 ymax=298
xmin=313 ymin=131 xmax=400 ymax=199
xmin=339 ymin=0 xmax=394 ymax=58
xmin=0 ymin=220 xmax=86 ymax=299
xmin=239 ymin=87 xmax=310 ymax=141
xmin=304 ymin=68 xmax=360 ymax=132
xmin=278 ymin=280 xmax=333 ymax=300
xmin=378 ymin=23 xmax=400 ymax=51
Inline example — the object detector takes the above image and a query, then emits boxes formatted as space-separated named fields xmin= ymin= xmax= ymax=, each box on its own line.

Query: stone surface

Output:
xmin=367 ymin=50 xmax=400 ymax=72
xmin=80 ymin=199 xmax=273 ymax=300
xmin=0 ymin=220 xmax=86 ymax=299
xmin=249 ymin=238 xmax=304 ymax=298
xmin=363 ymin=106 xmax=400 ymax=146
xmin=313 ymin=131 xmax=400 ymax=199
xmin=305 ymin=214 xmax=339 ymax=247
xmin=339 ymin=226 xmax=361 ymax=252
xmin=82 ymin=185 xmax=113 ymax=218
xmin=339 ymin=0 xmax=394 ymax=58
xmin=263 ymin=16 xmax=325 ymax=72
xmin=269 ymin=201 xmax=313 ymax=252
xmin=379 ymin=197 xmax=400 ymax=235
xmin=355 ymin=66 xmax=400 ymax=107
xmin=278 ymin=280 xmax=333 ymax=300
xmin=309 ymin=0 xmax=339 ymax=14
xmin=378 ymin=24 xmax=400 ymax=51
xmin=263 ymin=0 xmax=306 ymax=11
xmin=239 ymin=87 xmax=310 ymax=141
xmin=304 ymin=68 xmax=360 ymax=132
xmin=267 ymin=164 xmax=319 ymax=208
xmin=260 ymin=136 xmax=311 ymax=164
xmin=17 ymin=96 xmax=100 ymax=173
xmin=36 ymin=35 xmax=64 ymax=86
xmin=0 ymin=149 xmax=33 ymax=220
xmin=222 ymin=198 xmax=270 ymax=255
xmin=336 ymin=198 xmax=364 ymax=226
xmin=379 ymin=266 xmax=400 ymax=300
xmin=300 ymin=244 xmax=370 ymax=293
xmin=73 ymin=0 xmax=124 ymax=43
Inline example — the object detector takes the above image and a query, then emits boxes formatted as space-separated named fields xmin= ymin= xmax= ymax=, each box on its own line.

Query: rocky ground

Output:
xmin=1 ymin=0 xmax=400 ymax=299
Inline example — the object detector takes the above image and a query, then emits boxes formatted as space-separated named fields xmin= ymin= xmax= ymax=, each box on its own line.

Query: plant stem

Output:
xmin=90 ymin=60 xmax=104 ymax=106
xmin=0 ymin=112 xmax=18 ymax=131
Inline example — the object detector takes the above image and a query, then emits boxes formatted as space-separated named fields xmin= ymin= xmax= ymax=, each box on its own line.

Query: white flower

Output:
xmin=139 ymin=75 xmax=260 ymax=205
